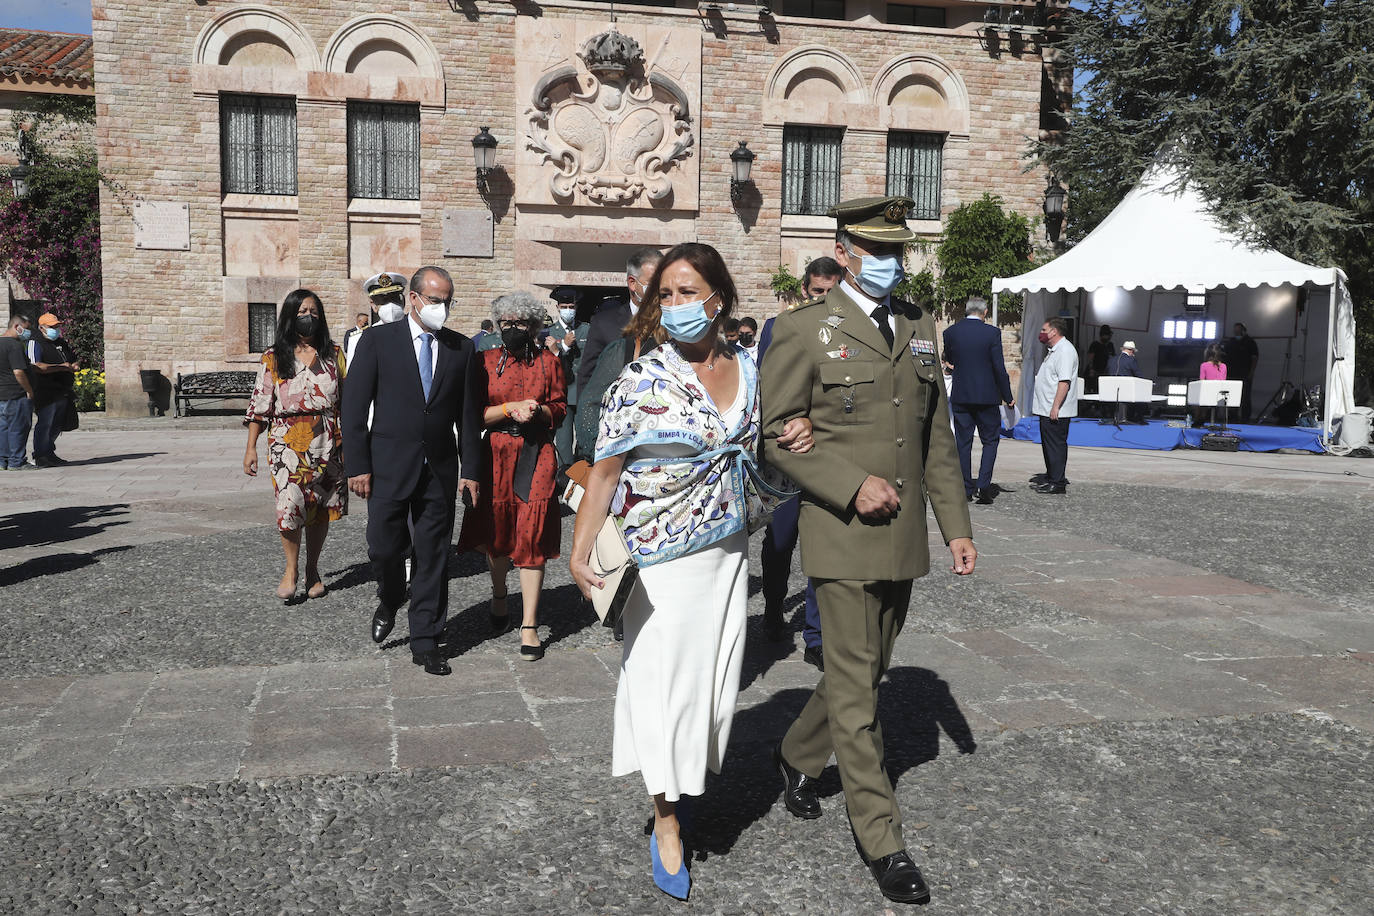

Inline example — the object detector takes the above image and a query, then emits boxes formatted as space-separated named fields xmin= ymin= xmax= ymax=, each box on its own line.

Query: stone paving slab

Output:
xmin=1 ymin=714 xmax=1369 ymax=915
xmin=2 ymin=429 xmax=1373 ymax=910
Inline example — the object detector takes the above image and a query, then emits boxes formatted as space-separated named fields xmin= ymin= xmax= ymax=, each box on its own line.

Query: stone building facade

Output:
xmin=93 ymin=0 xmax=1066 ymax=415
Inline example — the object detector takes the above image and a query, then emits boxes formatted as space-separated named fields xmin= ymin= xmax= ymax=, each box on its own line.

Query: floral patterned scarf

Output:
xmin=596 ymin=343 xmax=796 ymax=567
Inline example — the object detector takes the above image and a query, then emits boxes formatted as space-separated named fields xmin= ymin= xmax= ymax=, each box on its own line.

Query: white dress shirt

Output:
xmin=837 ymin=278 xmax=892 ymax=333
xmin=407 ymin=314 xmax=440 ymax=378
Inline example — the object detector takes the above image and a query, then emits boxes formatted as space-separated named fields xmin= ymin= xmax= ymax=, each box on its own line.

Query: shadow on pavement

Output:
xmin=0 ymin=544 xmax=133 ymax=587
xmin=689 ymin=667 xmax=976 ymax=860
xmin=59 ymin=452 xmax=165 ymax=467
xmin=879 ymin=666 xmax=978 ymax=781
xmin=0 ymin=504 xmax=132 ymax=552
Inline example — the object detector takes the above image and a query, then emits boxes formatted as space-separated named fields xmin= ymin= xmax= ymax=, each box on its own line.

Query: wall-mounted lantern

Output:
xmin=1043 ymin=174 xmax=1066 ymax=244
xmin=730 ymin=141 xmax=756 ymax=204
xmin=472 ymin=126 xmax=498 ymax=194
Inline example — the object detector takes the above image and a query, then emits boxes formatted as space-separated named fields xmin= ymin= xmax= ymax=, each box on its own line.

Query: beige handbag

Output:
xmin=564 ymin=466 xmax=639 ymax=628
xmin=588 ymin=513 xmax=638 ymax=628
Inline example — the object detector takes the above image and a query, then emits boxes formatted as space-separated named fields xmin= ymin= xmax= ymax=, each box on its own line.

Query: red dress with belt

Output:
xmin=458 ymin=347 xmax=568 ymax=566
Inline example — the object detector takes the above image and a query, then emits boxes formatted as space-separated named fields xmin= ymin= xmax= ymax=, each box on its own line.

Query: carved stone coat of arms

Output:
xmin=524 ymin=28 xmax=696 ymax=207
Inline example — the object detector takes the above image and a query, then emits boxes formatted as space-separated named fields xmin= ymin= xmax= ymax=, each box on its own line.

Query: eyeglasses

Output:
xmin=414 ymin=293 xmax=451 ymax=307
xmin=497 ymin=319 xmax=529 ymax=330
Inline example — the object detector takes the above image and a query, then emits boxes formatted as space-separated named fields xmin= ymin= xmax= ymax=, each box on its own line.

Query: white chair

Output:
xmin=1188 ymin=380 xmax=1244 ymax=428
xmin=1098 ymin=376 xmax=1154 ymax=424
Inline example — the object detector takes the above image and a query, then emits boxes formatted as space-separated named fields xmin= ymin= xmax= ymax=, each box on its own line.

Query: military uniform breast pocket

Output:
xmin=818 ymin=360 xmax=876 ymax=425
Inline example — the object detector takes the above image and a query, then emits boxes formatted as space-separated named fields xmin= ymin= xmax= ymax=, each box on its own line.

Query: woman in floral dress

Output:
xmin=457 ymin=291 xmax=567 ymax=661
xmin=243 ymin=289 xmax=348 ymax=601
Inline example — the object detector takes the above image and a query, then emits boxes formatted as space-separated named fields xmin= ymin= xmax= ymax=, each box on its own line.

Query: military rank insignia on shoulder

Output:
xmin=792 ymin=295 xmax=825 ymax=311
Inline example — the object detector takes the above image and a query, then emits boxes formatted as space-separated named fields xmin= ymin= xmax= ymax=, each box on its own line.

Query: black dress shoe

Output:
xmin=803 ymin=646 xmax=825 ymax=672
xmin=773 ymin=743 xmax=822 ymax=819
xmin=974 ymin=487 xmax=995 ymax=505
xmin=411 ymin=649 xmax=451 ymax=676
xmin=867 ymin=850 xmax=931 ymax=904
xmin=371 ymin=603 xmax=398 ymax=644
xmin=1031 ymin=481 xmax=1067 ymax=494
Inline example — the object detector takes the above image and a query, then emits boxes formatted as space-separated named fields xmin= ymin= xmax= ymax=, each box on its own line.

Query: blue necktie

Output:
xmin=419 ymin=333 xmax=434 ymax=401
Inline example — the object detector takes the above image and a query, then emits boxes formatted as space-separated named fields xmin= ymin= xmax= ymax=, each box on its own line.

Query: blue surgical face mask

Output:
xmin=660 ymin=291 xmax=719 ymax=344
xmin=16 ymin=328 xmax=31 ymax=341
xmin=845 ymin=246 xmax=905 ymax=298
xmin=559 ymin=308 xmax=577 ymax=326
xmin=43 ymin=327 xmax=59 ymax=341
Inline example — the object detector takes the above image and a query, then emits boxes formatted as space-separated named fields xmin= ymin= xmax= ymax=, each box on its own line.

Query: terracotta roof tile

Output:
xmin=0 ymin=28 xmax=93 ymax=84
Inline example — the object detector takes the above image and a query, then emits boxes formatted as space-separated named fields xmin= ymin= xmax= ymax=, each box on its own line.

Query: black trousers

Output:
xmin=951 ymin=403 xmax=1001 ymax=494
xmin=366 ymin=464 xmax=455 ymax=655
xmin=1038 ymin=415 xmax=1070 ymax=486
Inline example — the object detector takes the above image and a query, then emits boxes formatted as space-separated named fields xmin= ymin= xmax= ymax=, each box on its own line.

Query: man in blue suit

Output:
xmin=343 ymin=266 xmax=484 ymax=676
xmin=941 ymin=297 xmax=1014 ymax=505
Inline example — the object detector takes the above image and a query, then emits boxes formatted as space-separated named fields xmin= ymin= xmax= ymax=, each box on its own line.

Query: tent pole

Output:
xmin=991 ymin=292 xmax=999 ymax=325
xmin=1323 ymin=280 xmax=1337 ymax=445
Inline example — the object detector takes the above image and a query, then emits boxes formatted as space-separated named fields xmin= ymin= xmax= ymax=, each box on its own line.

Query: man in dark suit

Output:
xmin=942 ymin=297 xmax=1014 ymax=505
xmin=573 ymin=247 xmax=662 ymax=397
xmin=343 ymin=266 xmax=483 ymax=676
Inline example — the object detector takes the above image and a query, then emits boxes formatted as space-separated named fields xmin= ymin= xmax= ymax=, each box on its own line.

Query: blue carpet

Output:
xmin=1006 ymin=417 xmax=1323 ymax=453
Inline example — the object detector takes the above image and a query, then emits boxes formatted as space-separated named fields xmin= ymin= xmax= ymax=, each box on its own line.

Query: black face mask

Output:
xmin=502 ymin=327 xmax=532 ymax=352
xmin=295 ymin=314 xmax=319 ymax=338
xmin=739 ymin=333 xmax=756 ymax=347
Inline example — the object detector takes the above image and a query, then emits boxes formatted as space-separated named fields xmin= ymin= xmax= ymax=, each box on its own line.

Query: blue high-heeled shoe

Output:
xmin=650 ymin=833 xmax=691 ymax=900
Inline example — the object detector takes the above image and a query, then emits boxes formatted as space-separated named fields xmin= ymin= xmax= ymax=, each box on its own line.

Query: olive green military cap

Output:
xmin=828 ymin=195 xmax=918 ymax=243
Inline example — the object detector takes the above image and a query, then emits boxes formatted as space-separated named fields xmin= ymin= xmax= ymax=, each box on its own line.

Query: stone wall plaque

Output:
xmin=134 ymin=201 xmax=191 ymax=251
xmin=442 ymin=209 xmax=493 ymax=258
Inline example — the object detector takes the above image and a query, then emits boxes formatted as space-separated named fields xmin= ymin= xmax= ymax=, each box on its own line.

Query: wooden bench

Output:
xmin=174 ymin=370 xmax=257 ymax=417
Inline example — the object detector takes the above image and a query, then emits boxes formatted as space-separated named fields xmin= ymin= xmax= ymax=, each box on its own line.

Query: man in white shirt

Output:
xmin=1031 ymin=317 xmax=1079 ymax=494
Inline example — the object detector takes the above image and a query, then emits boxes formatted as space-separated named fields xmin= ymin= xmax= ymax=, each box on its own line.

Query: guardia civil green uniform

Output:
xmin=761 ymin=196 xmax=973 ymax=862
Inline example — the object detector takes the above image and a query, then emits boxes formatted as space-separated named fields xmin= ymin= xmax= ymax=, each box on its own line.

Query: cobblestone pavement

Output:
xmin=1 ymin=427 xmax=1372 ymax=914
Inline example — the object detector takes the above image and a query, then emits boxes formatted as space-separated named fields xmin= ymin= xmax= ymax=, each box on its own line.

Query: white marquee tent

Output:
xmin=992 ymin=162 xmax=1356 ymax=447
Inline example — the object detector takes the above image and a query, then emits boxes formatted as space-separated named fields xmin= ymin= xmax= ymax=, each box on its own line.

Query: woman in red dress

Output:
xmin=458 ymin=292 xmax=567 ymax=660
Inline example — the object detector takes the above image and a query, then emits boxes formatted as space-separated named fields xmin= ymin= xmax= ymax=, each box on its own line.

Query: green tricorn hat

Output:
xmin=828 ymin=195 xmax=918 ymax=243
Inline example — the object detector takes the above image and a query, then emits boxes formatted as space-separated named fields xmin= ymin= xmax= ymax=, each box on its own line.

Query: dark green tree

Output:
xmin=1032 ymin=0 xmax=1374 ymax=374
xmin=926 ymin=194 xmax=1034 ymax=320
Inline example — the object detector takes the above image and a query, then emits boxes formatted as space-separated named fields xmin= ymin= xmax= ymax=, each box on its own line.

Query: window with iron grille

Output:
xmin=782 ymin=126 xmax=843 ymax=216
xmin=347 ymin=102 xmax=421 ymax=200
xmin=248 ymin=303 xmax=277 ymax=354
xmin=886 ymin=131 xmax=943 ymax=220
xmin=780 ymin=0 xmax=846 ymax=19
xmin=220 ymin=94 xmax=298 ymax=195
xmin=887 ymin=4 xmax=946 ymax=26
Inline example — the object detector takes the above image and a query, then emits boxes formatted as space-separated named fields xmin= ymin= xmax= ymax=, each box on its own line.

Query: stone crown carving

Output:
xmin=579 ymin=30 xmax=643 ymax=79
xmin=526 ymin=28 xmax=694 ymax=206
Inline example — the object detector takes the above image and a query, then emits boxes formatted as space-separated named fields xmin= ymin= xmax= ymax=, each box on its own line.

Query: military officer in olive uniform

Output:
xmin=761 ymin=196 xmax=976 ymax=906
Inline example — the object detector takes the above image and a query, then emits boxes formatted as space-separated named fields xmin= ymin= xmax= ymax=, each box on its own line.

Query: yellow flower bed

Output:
xmin=72 ymin=368 xmax=106 ymax=412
